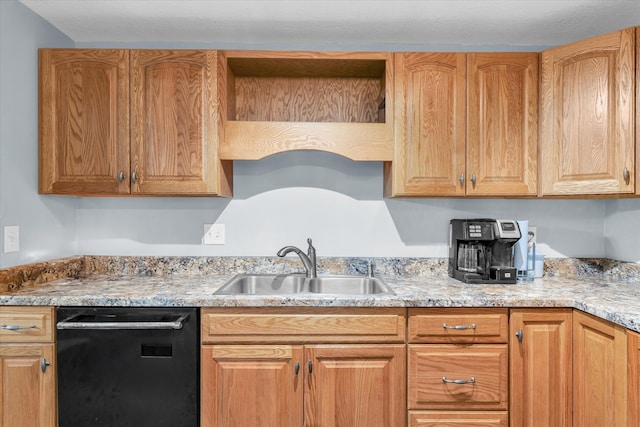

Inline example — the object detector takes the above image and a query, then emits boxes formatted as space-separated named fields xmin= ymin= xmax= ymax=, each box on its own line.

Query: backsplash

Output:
xmin=2 ymin=255 xmax=640 ymax=293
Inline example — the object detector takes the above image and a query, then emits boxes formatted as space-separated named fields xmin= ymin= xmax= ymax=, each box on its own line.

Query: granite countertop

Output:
xmin=1 ymin=255 xmax=640 ymax=333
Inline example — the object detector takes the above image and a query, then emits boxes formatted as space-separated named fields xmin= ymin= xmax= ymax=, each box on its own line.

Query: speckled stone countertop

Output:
xmin=1 ymin=256 xmax=640 ymax=333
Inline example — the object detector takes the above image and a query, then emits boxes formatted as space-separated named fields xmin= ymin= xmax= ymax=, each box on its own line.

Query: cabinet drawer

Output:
xmin=408 ymin=309 xmax=508 ymax=343
xmin=408 ymin=344 xmax=508 ymax=410
xmin=0 ymin=306 xmax=54 ymax=342
xmin=201 ymin=307 xmax=406 ymax=344
xmin=408 ymin=411 xmax=508 ymax=427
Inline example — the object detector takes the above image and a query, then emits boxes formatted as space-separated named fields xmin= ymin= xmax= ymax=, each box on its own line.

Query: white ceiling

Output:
xmin=18 ymin=0 xmax=640 ymax=49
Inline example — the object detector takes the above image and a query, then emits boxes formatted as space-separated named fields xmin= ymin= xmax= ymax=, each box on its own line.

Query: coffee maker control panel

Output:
xmin=495 ymin=219 xmax=521 ymax=240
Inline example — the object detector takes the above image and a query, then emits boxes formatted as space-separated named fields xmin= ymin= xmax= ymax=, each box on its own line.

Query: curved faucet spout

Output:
xmin=276 ymin=239 xmax=317 ymax=278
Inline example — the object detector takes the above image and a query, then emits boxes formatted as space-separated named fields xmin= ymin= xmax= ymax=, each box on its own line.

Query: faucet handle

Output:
xmin=367 ymin=260 xmax=374 ymax=277
xmin=306 ymin=238 xmax=315 ymax=255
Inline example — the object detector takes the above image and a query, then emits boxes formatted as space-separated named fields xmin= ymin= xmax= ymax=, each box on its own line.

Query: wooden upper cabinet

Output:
xmin=467 ymin=53 xmax=538 ymax=196
xmin=540 ymin=27 xmax=635 ymax=195
xmin=39 ymin=49 xmax=130 ymax=195
xmin=39 ymin=48 xmax=231 ymax=196
xmin=387 ymin=52 xmax=538 ymax=197
xmin=636 ymin=27 xmax=640 ymax=196
xmin=131 ymin=50 xmax=231 ymax=196
xmin=387 ymin=52 xmax=466 ymax=196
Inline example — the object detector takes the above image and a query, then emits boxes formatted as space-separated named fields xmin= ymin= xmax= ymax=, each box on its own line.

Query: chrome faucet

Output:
xmin=277 ymin=238 xmax=317 ymax=278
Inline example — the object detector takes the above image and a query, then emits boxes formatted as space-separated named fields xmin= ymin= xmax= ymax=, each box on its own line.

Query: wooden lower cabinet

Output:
xmin=509 ymin=309 xmax=572 ymax=427
xmin=200 ymin=308 xmax=406 ymax=427
xmin=628 ymin=330 xmax=640 ymax=427
xmin=408 ymin=411 xmax=508 ymax=427
xmin=573 ymin=310 xmax=627 ymax=427
xmin=0 ymin=306 xmax=56 ymax=427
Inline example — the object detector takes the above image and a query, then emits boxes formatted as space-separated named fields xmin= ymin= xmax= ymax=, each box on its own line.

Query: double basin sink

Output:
xmin=215 ymin=274 xmax=395 ymax=296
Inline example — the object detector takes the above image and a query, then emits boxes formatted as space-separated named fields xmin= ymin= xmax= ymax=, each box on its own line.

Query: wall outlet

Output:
xmin=203 ymin=224 xmax=225 ymax=245
xmin=4 ymin=226 xmax=19 ymax=253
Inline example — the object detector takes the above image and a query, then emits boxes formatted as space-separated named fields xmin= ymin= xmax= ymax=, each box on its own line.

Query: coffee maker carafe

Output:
xmin=449 ymin=219 xmax=521 ymax=284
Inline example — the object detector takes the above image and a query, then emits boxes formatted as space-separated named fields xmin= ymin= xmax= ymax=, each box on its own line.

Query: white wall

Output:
xmin=2 ymin=0 xmax=637 ymax=267
xmin=76 ymin=151 xmax=607 ymax=259
xmin=0 ymin=0 xmax=76 ymax=268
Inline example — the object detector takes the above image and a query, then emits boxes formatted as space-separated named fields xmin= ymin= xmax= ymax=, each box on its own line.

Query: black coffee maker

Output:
xmin=449 ymin=219 xmax=521 ymax=284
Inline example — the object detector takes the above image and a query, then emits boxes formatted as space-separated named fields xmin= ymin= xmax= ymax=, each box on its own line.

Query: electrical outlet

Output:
xmin=4 ymin=226 xmax=19 ymax=253
xmin=203 ymin=224 xmax=225 ymax=245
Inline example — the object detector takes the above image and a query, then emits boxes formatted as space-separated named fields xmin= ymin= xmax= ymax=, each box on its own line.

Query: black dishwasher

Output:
xmin=56 ymin=307 xmax=199 ymax=427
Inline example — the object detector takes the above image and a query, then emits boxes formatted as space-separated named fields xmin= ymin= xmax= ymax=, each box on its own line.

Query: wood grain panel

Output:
xmin=0 ymin=343 xmax=56 ymax=427
xmin=541 ymin=28 xmax=635 ymax=195
xmin=467 ymin=53 xmax=538 ymax=196
xmin=304 ymin=344 xmax=405 ymax=427
xmin=39 ymin=48 xmax=130 ymax=195
xmin=131 ymin=50 xmax=232 ymax=196
xmin=408 ymin=344 xmax=508 ymax=410
xmin=408 ymin=308 xmax=508 ymax=344
xmin=0 ymin=306 xmax=54 ymax=343
xmin=629 ymin=330 xmax=640 ymax=426
xmin=219 ymin=51 xmax=394 ymax=161
xmin=636 ymin=26 xmax=640 ymax=196
xmin=409 ymin=411 xmax=508 ymax=427
xmin=201 ymin=345 xmax=303 ymax=427
xmin=201 ymin=307 xmax=405 ymax=344
xmin=573 ymin=310 xmax=627 ymax=427
xmin=389 ymin=52 xmax=466 ymax=196
xmin=509 ymin=309 xmax=572 ymax=427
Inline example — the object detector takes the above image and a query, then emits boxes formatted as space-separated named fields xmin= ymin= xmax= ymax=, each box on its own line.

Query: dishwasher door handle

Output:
xmin=57 ymin=314 xmax=189 ymax=330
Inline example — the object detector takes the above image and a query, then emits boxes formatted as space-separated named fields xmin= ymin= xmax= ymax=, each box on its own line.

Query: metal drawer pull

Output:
xmin=516 ymin=328 xmax=523 ymax=343
xmin=442 ymin=376 xmax=475 ymax=385
xmin=442 ymin=323 xmax=476 ymax=330
xmin=41 ymin=358 xmax=50 ymax=373
xmin=294 ymin=361 xmax=300 ymax=376
xmin=308 ymin=360 xmax=313 ymax=374
xmin=0 ymin=323 xmax=36 ymax=331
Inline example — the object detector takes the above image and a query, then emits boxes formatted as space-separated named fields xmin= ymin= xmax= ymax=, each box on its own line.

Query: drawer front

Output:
xmin=409 ymin=411 xmax=508 ymax=427
xmin=408 ymin=344 xmax=508 ymax=410
xmin=0 ymin=306 xmax=54 ymax=342
xmin=409 ymin=308 xmax=508 ymax=343
xmin=201 ymin=307 xmax=406 ymax=344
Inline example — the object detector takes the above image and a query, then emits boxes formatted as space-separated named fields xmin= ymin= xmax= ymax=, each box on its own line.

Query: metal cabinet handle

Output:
xmin=0 ymin=324 xmax=36 ymax=331
xmin=294 ymin=361 xmax=300 ymax=376
xmin=308 ymin=360 xmax=313 ymax=374
xmin=442 ymin=323 xmax=476 ymax=330
xmin=442 ymin=376 xmax=475 ymax=385
xmin=118 ymin=170 xmax=125 ymax=183
xmin=623 ymin=167 xmax=630 ymax=184
xmin=131 ymin=171 xmax=138 ymax=183
xmin=459 ymin=174 xmax=464 ymax=185
xmin=41 ymin=358 xmax=50 ymax=373
xmin=516 ymin=328 xmax=523 ymax=343
xmin=470 ymin=174 xmax=477 ymax=186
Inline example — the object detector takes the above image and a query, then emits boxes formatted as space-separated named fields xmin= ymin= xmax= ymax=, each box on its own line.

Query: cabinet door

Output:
xmin=540 ymin=28 xmax=635 ymax=195
xmin=509 ymin=309 xmax=572 ymax=427
xmin=636 ymin=27 xmax=640 ymax=197
xmin=131 ymin=50 xmax=232 ymax=196
xmin=201 ymin=345 xmax=303 ymax=427
xmin=573 ymin=310 xmax=627 ymax=427
xmin=467 ymin=53 xmax=538 ymax=196
xmin=629 ymin=330 xmax=640 ymax=427
xmin=39 ymin=49 xmax=130 ymax=195
xmin=0 ymin=343 xmax=56 ymax=427
xmin=305 ymin=344 xmax=405 ymax=427
xmin=389 ymin=52 xmax=466 ymax=196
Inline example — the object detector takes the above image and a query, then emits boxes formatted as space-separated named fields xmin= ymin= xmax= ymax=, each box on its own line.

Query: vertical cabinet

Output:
xmin=573 ymin=310 xmax=628 ymax=427
xmin=407 ymin=308 xmax=509 ymax=426
xmin=629 ymin=330 xmax=640 ymax=426
xmin=540 ymin=27 xmax=635 ymax=195
xmin=201 ymin=308 xmax=406 ymax=427
xmin=0 ymin=307 xmax=56 ymax=427
xmin=39 ymin=48 xmax=232 ymax=196
xmin=509 ymin=309 xmax=572 ymax=427
xmin=387 ymin=52 xmax=538 ymax=197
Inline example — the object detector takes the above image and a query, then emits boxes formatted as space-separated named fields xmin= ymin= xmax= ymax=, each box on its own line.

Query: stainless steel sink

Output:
xmin=215 ymin=274 xmax=394 ymax=296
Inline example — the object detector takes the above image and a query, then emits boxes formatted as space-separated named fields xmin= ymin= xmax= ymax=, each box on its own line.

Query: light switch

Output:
xmin=4 ymin=226 xmax=19 ymax=253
